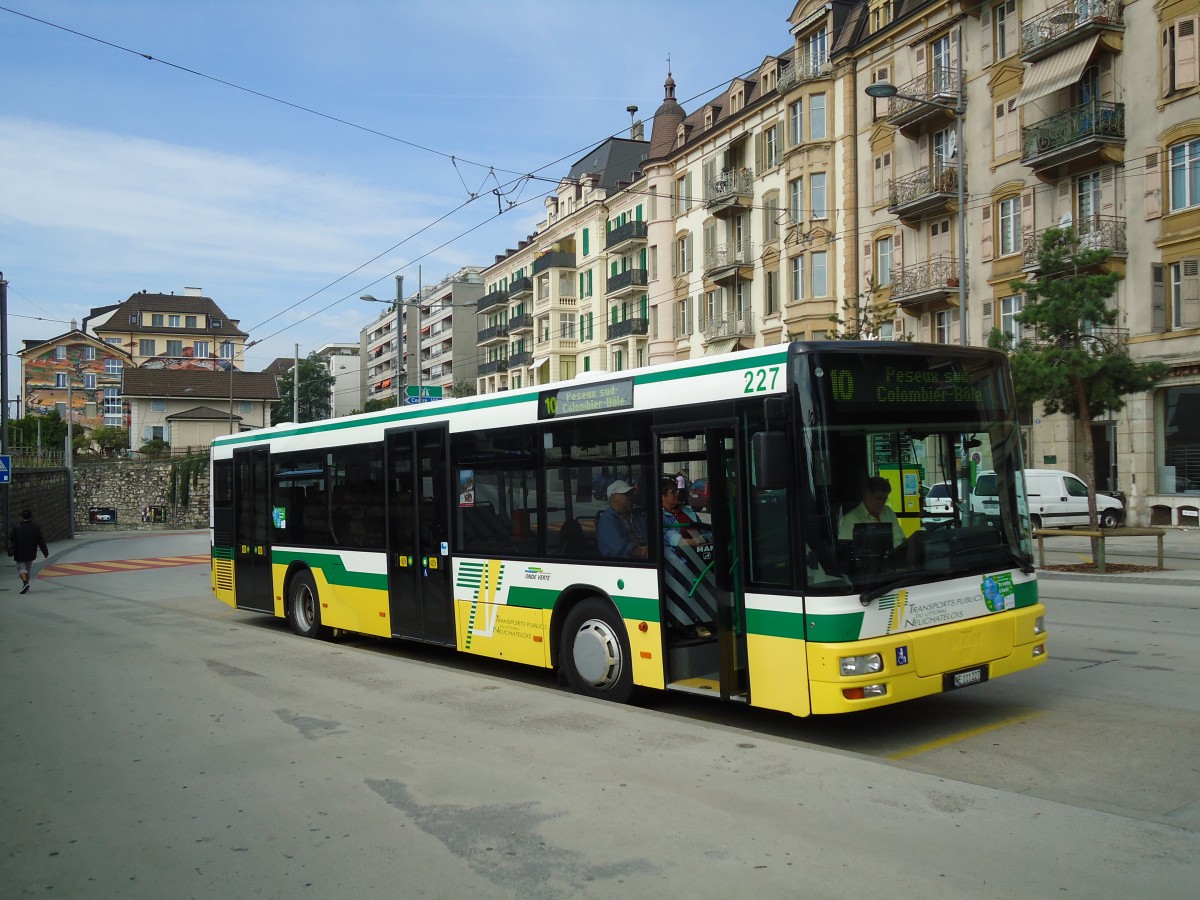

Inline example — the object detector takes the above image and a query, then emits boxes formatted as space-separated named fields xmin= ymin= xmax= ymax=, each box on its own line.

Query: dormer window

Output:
xmin=128 ymin=313 xmax=140 ymax=325
xmin=704 ymin=106 xmax=715 ymax=129
xmin=729 ymin=84 xmax=745 ymax=114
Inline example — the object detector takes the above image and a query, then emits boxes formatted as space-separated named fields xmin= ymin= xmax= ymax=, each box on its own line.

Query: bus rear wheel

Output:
xmin=560 ymin=598 xmax=634 ymax=703
xmin=288 ymin=570 xmax=330 ymax=639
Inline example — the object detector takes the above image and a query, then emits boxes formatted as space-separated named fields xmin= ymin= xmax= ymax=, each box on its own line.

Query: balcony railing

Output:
xmin=1021 ymin=215 xmax=1127 ymax=269
xmin=477 ymin=323 xmax=509 ymax=344
xmin=606 ymin=268 xmax=648 ymax=296
xmin=777 ymin=48 xmax=828 ymax=92
xmin=891 ymin=256 xmax=964 ymax=304
xmin=532 ymin=251 xmax=576 ymax=274
xmin=887 ymin=165 xmax=965 ymax=219
xmin=478 ymin=358 xmax=509 ymax=376
xmin=605 ymin=220 xmax=648 ymax=251
xmin=1021 ymin=0 xmax=1122 ymax=61
xmin=507 ymin=312 xmax=533 ymax=333
xmin=476 ymin=288 xmax=508 ymax=313
xmin=605 ymin=318 xmax=649 ymax=341
xmin=702 ymin=311 xmax=753 ymax=341
xmin=1021 ymin=100 xmax=1124 ymax=164
xmin=508 ymin=276 xmax=532 ymax=299
xmin=508 ymin=350 xmax=532 ymax=368
xmin=704 ymin=241 xmax=755 ymax=277
xmin=885 ymin=67 xmax=961 ymax=126
xmin=704 ymin=168 xmax=754 ymax=210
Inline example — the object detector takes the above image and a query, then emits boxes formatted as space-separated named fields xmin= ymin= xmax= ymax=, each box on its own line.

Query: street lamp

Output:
xmin=866 ymin=41 xmax=968 ymax=346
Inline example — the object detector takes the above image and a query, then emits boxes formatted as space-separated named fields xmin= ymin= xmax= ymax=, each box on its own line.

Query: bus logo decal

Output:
xmin=457 ymin=560 xmax=506 ymax=649
xmin=876 ymin=589 xmax=907 ymax=635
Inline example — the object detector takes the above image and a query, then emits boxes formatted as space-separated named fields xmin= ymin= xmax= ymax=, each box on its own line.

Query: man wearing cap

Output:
xmin=597 ymin=479 xmax=648 ymax=559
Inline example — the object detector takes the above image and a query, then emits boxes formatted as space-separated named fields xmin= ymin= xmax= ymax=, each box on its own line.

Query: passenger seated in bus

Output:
xmin=660 ymin=478 xmax=716 ymax=639
xmin=597 ymin=480 xmax=648 ymax=559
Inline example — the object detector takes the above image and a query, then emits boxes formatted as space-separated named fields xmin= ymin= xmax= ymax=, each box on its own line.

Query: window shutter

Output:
xmin=1100 ymin=167 xmax=1116 ymax=213
xmin=1181 ymin=259 xmax=1200 ymax=327
xmin=863 ymin=241 xmax=874 ymax=288
xmin=981 ymin=4 xmax=991 ymax=61
xmin=1162 ymin=28 xmax=1174 ymax=96
xmin=920 ymin=312 xmax=931 ymax=341
xmin=1151 ymin=263 xmax=1167 ymax=333
xmin=895 ymin=229 xmax=904 ymax=272
xmin=873 ymin=67 xmax=890 ymax=118
xmin=1021 ymin=187 xmax=1036 ymax=247
xmin=919 ymin=132 xmax=930 ymax=166
xmin=994 ymin=102 xmax=1007 ymax=159
xmin=981 ymin=204 xmax=994 ymax=262
xmin=1178 ymin=17 xmax=1199 ymax=89
xmin=1005 ymin=98 xmax=1020 ymax=157
xmin=1003 ymin=3 xmax=1018 ymax=57
xmin=1099 ymin=55 xmax=1115 ymax=102
xmin=915 ymin=45 xmax=926 ymax=80
xmin=1145 ymin=149 xmax=1163 ymax=220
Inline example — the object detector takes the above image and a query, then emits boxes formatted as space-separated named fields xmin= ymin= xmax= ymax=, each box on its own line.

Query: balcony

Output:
xmin=704 ymin=168 xmax=754 ymax=217
xmin=477 ymin=323 xmax=509 ymax=345
xmin=605 ymin=220 xmax=648 ymax=253
xmin=605 ymin=318 xmax=649 ymax=342
xmin=508 ymin=350 xmax=532 ymax=368
xmin=508 ymin=276 xmax=532 ymax=300
xmin=606 ymin=268 xmax=648 ymax=299
xmin=507 ymin=312 xmax=533 ymax=334
xmin=704 ymin=241 xmax=755 ymax=283
xmin=476 ymin=288 xmax=508 ymax=314
xmin=478 ymin=358 xmax=509 ymax=376
xmin=887 ymin=165 xmax=966 ymax=222
xmin=532 ymin=251 xmax=576 ymax=274
xmin=702 ymin=311 xmax=753 ymax=342
xmin=884 ymin=67 xmax=961 ymax=133
xmin=777 ymin=48 xmax=828 ymax=93
xmin=1021 ymin=215 xmax=1127 ymax=271
xmin=1021 ymin=100 xmax=1124 ymax=176
xmin=890 ymin=256 xmax=964 ymax=309
xmin=1021 ymin=0 xmax=1123 ymax=63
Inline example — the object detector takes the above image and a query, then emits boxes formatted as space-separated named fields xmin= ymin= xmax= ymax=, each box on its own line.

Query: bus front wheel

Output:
xmin=560 ymin=599 xmax=634 ymax=703
xmin=288 ymin=570 xmax=331 ymax=639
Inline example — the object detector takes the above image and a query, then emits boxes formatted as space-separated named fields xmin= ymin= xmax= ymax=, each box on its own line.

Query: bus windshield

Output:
xmin=793 ymin=347 xmax=1032 ymax=596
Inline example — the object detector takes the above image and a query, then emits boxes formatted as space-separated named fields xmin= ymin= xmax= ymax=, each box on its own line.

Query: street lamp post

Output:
xmin=362 ymin=276 xmax=413 ymax=407
xmin=865 ymin=36 xmax=968 ymax=346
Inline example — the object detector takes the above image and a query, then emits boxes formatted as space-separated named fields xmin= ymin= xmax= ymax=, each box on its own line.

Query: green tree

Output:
xmin=353 ymin=397 xmax=394 ymax=415
xmin=449 ymin=379 xmax=477 ymax=398
xmin=273 ymin=353 xmax=335 ymax=425
xmin=90 ymin=425 xmax=130 ymax=457
xmin=991 ymin=227 xmax=1167 ymax=540
xmin=9 ymin=410 xmax=68 ymax=452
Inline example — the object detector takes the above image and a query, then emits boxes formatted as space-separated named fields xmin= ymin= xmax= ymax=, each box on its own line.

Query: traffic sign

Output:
xmin=0 ymin=454 xmax=10 ymax=484
xmin=405 ymin=385 xmax=443 ymax=400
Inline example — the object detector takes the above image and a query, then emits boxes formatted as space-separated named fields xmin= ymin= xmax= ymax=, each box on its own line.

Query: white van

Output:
xmin=1020 ymin=468 xmax=1124 ymax=530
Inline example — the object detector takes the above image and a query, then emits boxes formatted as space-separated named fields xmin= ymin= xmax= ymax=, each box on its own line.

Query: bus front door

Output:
xmin=656 ymin=425 xmax=748 ymax=702
xmin=385 ymin=425 xmax=455 ymax=645
xmin=232 ymin=447 xmax=274 ymax=612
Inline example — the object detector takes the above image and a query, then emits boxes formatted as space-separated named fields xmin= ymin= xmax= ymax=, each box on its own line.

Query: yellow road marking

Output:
xmin=887 ymin=709 xmax=1047 ymax=760
xmin=38 ymin=555 xmax=211 ymax=578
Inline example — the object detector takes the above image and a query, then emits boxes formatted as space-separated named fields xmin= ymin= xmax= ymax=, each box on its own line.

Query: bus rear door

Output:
xmin=385 ymin=424 xmax=455 ymax=644
xmin=232 ymin=447 xmax=274 ymax=612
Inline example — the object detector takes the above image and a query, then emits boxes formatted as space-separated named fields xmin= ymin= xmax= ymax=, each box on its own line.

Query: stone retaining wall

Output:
xmin=71 ymin=459 xmax=210 ymax=532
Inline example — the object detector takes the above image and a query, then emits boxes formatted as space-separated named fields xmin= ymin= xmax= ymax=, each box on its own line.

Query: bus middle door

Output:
xmin=232 ymin=447 xmax=274 ymax=612
xmin=385 ymin=424 xmax=455 ymax=645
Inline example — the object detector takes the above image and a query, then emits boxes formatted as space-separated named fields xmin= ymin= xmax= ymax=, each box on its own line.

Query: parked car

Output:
xmin=687 ymin=478 xmax=710 ymax=511
xmin=1020 ymin=468 xmax=1124 ymax=530
xmin=922 ymin=481 xmax=957 ymax=524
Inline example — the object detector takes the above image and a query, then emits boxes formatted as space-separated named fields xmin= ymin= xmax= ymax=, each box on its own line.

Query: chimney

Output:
xmin=184 ymin=286 xmax=203 ymax=296
xmin=627 ymin=105 xmax=643 ymax=141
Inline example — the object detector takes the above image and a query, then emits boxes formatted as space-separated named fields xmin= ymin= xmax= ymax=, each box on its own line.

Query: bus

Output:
xmin=209 ymin=341 xmax=1046 ymax=715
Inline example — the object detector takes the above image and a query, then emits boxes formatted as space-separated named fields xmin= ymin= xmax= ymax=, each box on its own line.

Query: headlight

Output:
xmin=840 ymin=653 xmax=884 ymax=676
xmin=1033 ymin=616 xmax=1045 ymax=635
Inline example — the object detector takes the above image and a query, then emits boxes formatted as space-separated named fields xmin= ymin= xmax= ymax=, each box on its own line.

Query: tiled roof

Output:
xmin=122 ymin=368 xmax=279 ymax=401
xmin=97 ymin=292 xmax=248 ymax=338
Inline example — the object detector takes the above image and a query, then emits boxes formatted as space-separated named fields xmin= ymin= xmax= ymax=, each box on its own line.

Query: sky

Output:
xmin=1 ymin=0 xmax=794 ymax=402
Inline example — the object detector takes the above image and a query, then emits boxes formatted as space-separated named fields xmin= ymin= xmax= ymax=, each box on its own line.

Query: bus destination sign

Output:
xmin=816 ymin=355 xmax=993 ymax=420
xmin=538 ymin=378 xmax=634 ymax=420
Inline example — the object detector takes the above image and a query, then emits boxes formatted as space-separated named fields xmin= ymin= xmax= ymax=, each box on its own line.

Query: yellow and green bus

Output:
xmin=210 ymin=341 xmax=1046 ymax=715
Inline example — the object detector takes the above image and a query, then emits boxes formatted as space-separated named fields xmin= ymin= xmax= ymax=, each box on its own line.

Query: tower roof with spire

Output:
xmin=647 ymin=71 xmax=686 ymax=161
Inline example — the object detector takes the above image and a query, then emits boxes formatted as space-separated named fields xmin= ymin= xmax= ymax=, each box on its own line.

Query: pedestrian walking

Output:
xmin=9 ymin=509 xmax=49 ymax=594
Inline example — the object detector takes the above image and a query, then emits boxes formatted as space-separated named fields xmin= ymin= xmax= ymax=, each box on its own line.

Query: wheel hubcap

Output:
xmin=572 ymin=618 xmax=623 ymax=690
xmin=296 ymin=586 xmax=315 ymax=628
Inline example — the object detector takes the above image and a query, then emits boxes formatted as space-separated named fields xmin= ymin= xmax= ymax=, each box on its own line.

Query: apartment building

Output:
xmin=17 ymin=328 xmax=131 ymax=430
xmin=313 ymin=342 xmax=361 ymax=418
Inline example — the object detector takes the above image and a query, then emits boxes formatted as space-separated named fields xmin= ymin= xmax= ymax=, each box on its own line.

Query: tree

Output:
xmin=90 ymin=425 xmax=130 ymax=457
xmin=449 ymin=379 xmax=477 ymax=398
xmin=827 ymin=281 xmax=910 ymax=340
xmin=354 ymin=397 xmax=393 ymax=415
xmin=272 ymin=353 xmax=335 ymax=425
xmin=990 ymin=226 xmax=1167 ymax=542
xmin=9 ymin=410 xmax=68 ymax=451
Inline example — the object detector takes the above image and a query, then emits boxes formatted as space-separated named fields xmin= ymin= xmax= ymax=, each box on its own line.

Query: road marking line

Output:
xmin=887 ymin=709 xmax=1047 ymax=760
xmin=37 ymin=555 xmax=211 ymax=578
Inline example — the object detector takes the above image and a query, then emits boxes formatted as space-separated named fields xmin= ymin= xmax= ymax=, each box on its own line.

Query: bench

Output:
xmin=1034 ymin=527 xmax=1166 ymax=573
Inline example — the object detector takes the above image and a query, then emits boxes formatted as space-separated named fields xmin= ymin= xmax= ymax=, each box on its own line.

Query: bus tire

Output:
xmin=288 ymin=570 xmax=330 ymax=639
xmin=560 ymin=598 xmax=634 ymax=703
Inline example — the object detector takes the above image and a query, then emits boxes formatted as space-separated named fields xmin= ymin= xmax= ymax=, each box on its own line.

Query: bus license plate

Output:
xmin=944 ymin=666 xmax=988 ymax=691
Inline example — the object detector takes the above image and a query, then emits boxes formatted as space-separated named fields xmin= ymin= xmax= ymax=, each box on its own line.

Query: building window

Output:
xmin=166 ymin=340 xmax=184 ymax=357
xmin=789 ymin=177 xmax=805 ymax=224
xmin=83 ymin=374 xmax=97 ymax=390
xmin=812 ymin=251 xmax=828 ymax=297
xmin=55 ymin=373 xmax=67 ymax=388
xmin=762 ymin=122 xmax=781 ymax=170
xmin=1170 ymin=138 xmax=1200 ymax=212
xmin=765 ymin=269 xmax=779 ymax=315
xmin=151 ymin=399 xmax=166 ymax=412
xmin=994 ymin=0 xmax=1017 ymax=61
xmin=55 ymin=346 xmax=66 ymax=360
xmin=998 ymin=196 xmax=1021 ymax=257
xmin=1001 ymin=294 xmax=1023 ymax=341
xmin=790 ymin=256 xmax=805 ymax=302
xmin=104 ymin=358 xmax=123 ymax=375
xmin=789 ymin=99 xmax=803 ymax=146
xmin=169 ymin=315 xmax=181 ymax=327
xmin=810 ymin=94 xmax=827 ymax=140
xmin=811 ymin=173 xmax=827 ymax=219
xmin=1162 ymin=17 xmax=1200 ymax=97
xmin=140 ymin=339 xmax=156 ymax=356
xmin=84 ymin=346 xmax=96 ymax=360
xmin=194 ymin=341 xmax=209 ymax=358
xmin=935 ymin=309 xmax=954 ymax=344
xmin=876 ymin=237 xmax=893 ymax=287
xmin=186 ymin=315 xmax=197 ymax=328
xmin=1161 ymin=385 xmax=1200 ymax=492
xmin=151 ymin=314 xmax=164 ymax=327
xmin=764 ymin=195 xmax=780 ymax=242
xmin=220 ymin=341 xmax=235 ymax=359
xmin=103 ymin=387 xmax=121 ymax=426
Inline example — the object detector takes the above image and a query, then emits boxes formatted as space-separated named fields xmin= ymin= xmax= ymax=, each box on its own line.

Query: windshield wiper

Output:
xmin=860 ymin=573 xmax=928 ymax=607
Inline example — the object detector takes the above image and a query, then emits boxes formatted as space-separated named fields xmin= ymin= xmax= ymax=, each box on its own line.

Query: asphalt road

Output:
xmin=1 ymin=530 xmax=1197 ymax=898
